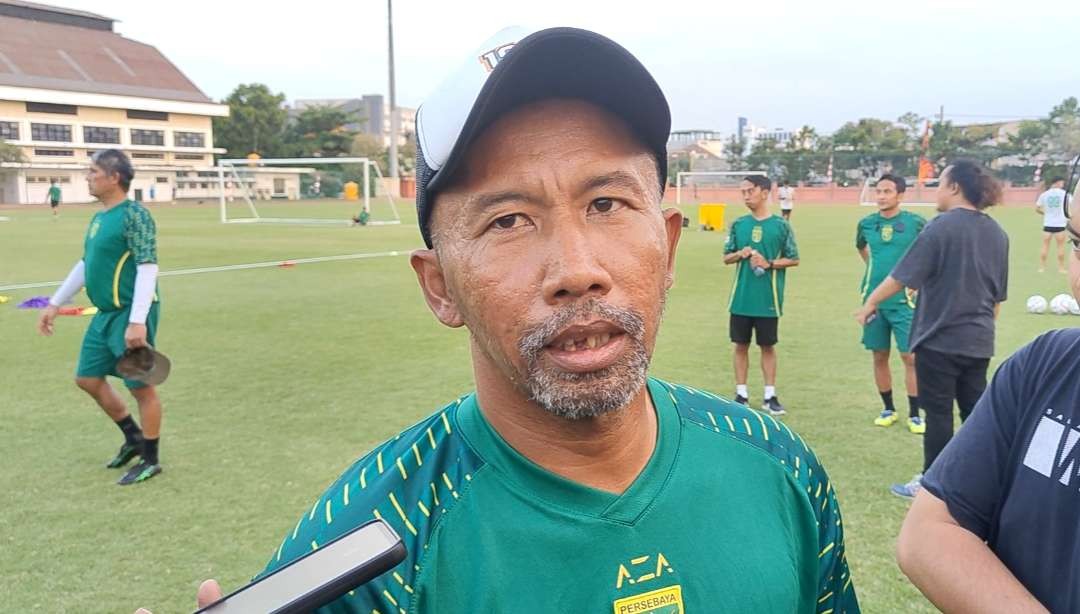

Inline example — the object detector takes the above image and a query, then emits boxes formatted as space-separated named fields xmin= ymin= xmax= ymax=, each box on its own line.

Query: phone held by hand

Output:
xmin=194 ymin=519 xmax=406 ymax=614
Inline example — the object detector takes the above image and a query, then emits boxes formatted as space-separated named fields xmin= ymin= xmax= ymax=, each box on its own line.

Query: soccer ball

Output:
xmin=1049 ymin=294 xmax=1073 ymax=315
xmin=1027 ymin=295 xmax=1048 ymax=314
xmin=1070 ymin=297 xmax=1080 ymax=316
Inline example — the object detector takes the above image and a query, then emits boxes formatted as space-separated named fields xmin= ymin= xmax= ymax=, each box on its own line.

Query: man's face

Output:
xmin=935 ymin=167 xmax=954 ymax=212
xmin=875 ymin=180 xmax=903 ymax=212
xmin=740 ymin=180 xmax=767 ymax=208
xmin=1053 ymin=180 xmax=1066 ymax=190
xmin=86 ymin=163 xmax=115 ymax=199
xmin=414 ymin=99 xmax=681 ymax=419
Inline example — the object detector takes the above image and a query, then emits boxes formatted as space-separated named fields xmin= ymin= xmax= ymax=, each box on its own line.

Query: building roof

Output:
xmin=0 ymin=0 xmax=113 ymax=28
xmin=0 ymin=10 xmax=213 ymax=104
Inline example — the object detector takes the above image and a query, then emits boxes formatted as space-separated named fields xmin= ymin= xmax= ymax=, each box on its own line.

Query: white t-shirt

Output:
xmin=1037 ymin=188 xmax=1067 ymax=228
xmin=778 ymin=186 xmax=795 ymax=210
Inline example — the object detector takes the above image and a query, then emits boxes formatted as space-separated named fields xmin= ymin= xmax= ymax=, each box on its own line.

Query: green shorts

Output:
xmin=861 ymin=305 xmax=912 ymax=353
xmin=76 ymin=303 xmax=160 ymax=389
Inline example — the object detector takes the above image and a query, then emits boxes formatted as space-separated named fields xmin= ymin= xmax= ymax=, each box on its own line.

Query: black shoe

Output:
xmin=106 ymin=439 xmax=142 ymax=469
xmin=117 ymin=460 xmax=162 ymax=485
xmin=734 ymin=394 xmax=749 ymax=406
xmin=763 ymin=397 xmax=786 ymax=416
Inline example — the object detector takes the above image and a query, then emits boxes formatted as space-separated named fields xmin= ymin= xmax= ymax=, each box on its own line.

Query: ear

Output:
xmin=660 ymin=207 xmax=683 ymax=290
xmin=410 ymin=249 xmax=465 ymax=328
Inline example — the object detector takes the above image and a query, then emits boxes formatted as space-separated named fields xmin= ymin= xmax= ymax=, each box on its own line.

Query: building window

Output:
xmin=127 ymin=109 xmax=169 ymax=121
xmin=26 ymin=102 xmax=77 ymax=115
xmin=131 ymin=129 xmax=164 ymax=146
xmin=200 ymin=182 xmax=209 ymax=189
xmin=174 ymin=153 xmax=205 ymax=161
xmin=156 ymin=177 xmax=169 ymax=183
xmin=31 ymin=123 xmax=72 ymax=142
xmin=174 ymin=131 xmax=205 ymax=148
xmin=0 ymin=121 xmax=18 ymax=140
xmin=131 ymin=152 xmax=165 ymax=159
xmin=34 ymin=149 xmax=74 ymax=157
xmin=83 ymin=126 xmax=121 ymax=144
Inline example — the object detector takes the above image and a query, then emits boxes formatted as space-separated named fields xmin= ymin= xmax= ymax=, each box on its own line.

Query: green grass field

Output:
xmin=0 ymin=198 xmax=1069 ymax=613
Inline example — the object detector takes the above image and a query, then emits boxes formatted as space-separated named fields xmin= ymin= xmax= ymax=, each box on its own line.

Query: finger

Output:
xmin=197 ymin=579 xmax=223 ymax=608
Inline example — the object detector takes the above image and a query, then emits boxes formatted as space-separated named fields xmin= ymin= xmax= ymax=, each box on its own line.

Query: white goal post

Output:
xmin=675 ymin=171 xmax=768 ymax=205
xmin=217 ymin=157 xmax=401 ymax=226
xmin=858 ymin=176 xmax=937 ymax=208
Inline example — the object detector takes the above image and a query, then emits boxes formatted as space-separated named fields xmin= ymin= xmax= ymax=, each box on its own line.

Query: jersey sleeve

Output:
xmin=1036 ymin=192 xmax=1047 ymax=207
xmin=781 ymin=222 xmax=799 ymax=259
xmin=812 ymin=456 xmax=860 ymax=613
xmin=724 ymin=222 xmax=739 ymax=254
xmin=123 ymin=205 xmax=158 ymax=265
xmin=921 ymin=336 xmax=1037 ymax=538
xmin=854 ymin=221 xmax=867 ymax=250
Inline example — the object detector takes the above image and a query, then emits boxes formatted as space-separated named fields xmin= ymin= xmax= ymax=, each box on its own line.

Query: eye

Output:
xmin=490 ymin=213 xmax=526 ymax=230
xmin=589 ymin=198 xmax=622 ymax=214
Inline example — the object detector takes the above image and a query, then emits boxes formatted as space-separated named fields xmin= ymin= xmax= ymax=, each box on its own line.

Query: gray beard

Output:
xmin=517 ymin=298 xmax=651 ymax=420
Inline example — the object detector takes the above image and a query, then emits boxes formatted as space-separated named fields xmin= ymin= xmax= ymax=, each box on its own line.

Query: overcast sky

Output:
xmin=57 ymin=0 xmax=1080 ymax=134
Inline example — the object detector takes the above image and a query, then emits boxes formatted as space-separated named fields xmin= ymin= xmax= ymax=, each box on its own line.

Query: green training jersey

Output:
xmin=724 ymin=214 xmax=799 ymax=317
xmin=47 ymin=186 xmax=61 ymax=202
xmin=82 ymin=200 xmax=158 ymax=312
xmin=855 ymin=210 xmax=926 ymax=309
xmin=261 ymin=378 xmax=859 ymax=613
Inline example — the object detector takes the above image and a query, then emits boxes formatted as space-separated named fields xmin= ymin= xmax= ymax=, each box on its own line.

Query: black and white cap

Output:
xmin=414 ymin=26 xmax=671 ymax=248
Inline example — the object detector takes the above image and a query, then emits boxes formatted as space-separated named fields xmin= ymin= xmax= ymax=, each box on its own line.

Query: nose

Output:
xmin=541 ymin=222 xmax=613 ymax=305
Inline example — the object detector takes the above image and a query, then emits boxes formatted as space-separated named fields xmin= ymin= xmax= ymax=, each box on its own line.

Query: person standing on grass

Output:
xmin=855 ymin=159 xmax=1008 ymax=499
xmin=778 ymin=180 xmax=795 ymax=220
xmin=37 ymin=149 xmax=164 ymax=486
xmin=46 ymin=179 xmax=61 ymax=219
xmin=855 ymin=174 xmax=926 ymax=433
xmin=724 ymin=174 xmax=800 ymax=416
xmin=139 ymin=26 xmax=857 ymax=614
xmin=1036 ymin=177 xmax=1068 ymax=273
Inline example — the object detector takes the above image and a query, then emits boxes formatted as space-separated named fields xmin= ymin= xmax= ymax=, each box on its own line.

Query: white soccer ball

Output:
xmin=1049 ymin=294 xmax=1073 ymax=315
xmin=1027 ymin=295 xmax=1048 ymax=314
xmin=1069 ymin=296 xmax=1080 ymax=316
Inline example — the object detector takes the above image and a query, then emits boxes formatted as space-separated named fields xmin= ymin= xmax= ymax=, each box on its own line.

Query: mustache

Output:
xmin=518 ymin=298 xmax=646 ymax=361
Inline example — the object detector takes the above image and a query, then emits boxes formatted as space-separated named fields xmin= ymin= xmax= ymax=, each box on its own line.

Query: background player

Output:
xmin=856 ymin=174 xmax=926 ymax=433
xmin=724 ymin=175 xmax=800 ymax=415
xmin=1036 ymin=176 xmax=1068 ymax=273
xmin=45 ymin=179 xmax=61 ymax=219
xmin=778 ymin=181 xmax=795 ymax=220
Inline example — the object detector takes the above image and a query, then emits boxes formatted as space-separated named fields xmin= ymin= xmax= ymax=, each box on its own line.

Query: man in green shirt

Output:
xmin=856 ymin=174 xmax=926 ymax=433
xmin=38 ymin=149 xmax=163 ymax=485
xmin=724 ymin=175 xmax=800 ymax=416
xmin=46 ymin=180 xmax=61 ymax=219
xmin=168 ymin=27 xmax=857 ymax=614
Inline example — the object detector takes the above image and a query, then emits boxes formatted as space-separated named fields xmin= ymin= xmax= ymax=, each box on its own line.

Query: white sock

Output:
xmin=764 ymin=386 xmax=776 ymax=400
xmin=736 ymin=385 xmax=748 ymax=399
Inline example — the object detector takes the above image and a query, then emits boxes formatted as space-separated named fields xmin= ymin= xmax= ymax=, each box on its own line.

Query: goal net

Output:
xmin=675 ymin=171 xmax=768 ymax=205
xmin=858 ymin=176 xmax=937 ymax=208
xmin=216 ymin=157 xmax=401 ymax=226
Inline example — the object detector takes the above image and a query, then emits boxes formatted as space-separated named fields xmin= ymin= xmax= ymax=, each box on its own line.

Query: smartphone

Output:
xmin=195 ymin=519 xmax=406 ymax=614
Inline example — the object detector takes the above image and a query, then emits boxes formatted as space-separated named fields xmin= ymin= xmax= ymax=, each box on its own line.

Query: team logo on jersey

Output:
xmin=478 ymin=42 xmax=516 ymax=72
xmin=615 ymin=553 xmax=675 ymax=590
xmin=881 ymin=225 xmax=894 ymax=242
xmin=751 ymin=225 xmax=763 ymax=243
xmin=613 ymin=585 xmax=683 ymax=614
xmin=88 ymin=220 xmax=100 ymax=239
xmin=1022 ymin=410 xmax=1080 ymax=488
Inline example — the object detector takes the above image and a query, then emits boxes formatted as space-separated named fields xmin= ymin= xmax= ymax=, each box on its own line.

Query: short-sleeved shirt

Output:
xmin=83 ymin=200 xmax=159 ymax=312
xmin=724 ymin=214 xmax=799 ymax=318
xmin=922 ymin=329 xmax=1080 ymax=614
xmin=855 ymin=210 xmax=927 ymax=309
xmin=778 ymin=187 xmax=795 ymax=209
xmin=261 ymin=378 xmax=860 ymax=613
xmin=47 ymin=186 xmax=61 ymax=202
xmin=890 ymin=208 xmax=1008 ymax=358
xmin=1037 ymin=188 xmax=1067 ymax=228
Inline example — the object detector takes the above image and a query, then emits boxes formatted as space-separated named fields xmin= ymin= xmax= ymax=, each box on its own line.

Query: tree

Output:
xmin=0 ymin=140 xmax=25 ymax=163
xmin=213 ymin=83 xmax=288 ymax=158
xmin=284 ymin=105 xmax=358 ymax=158
xmin=830 ymin=118 xmax=914 ymax=178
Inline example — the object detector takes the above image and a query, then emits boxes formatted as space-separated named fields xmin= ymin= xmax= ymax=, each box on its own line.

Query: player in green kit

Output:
xmin=724 ymin=175 xmax=799 ymax=416
xmin=156 ymin=27 xmax=858 ymax=614
xmin=38 ymin=149 xmax=164 ymax=485
xmin=856 ymin=174 xmax=926 ymax=434
xmin=46 ymin=179 xmax=61 ymax=219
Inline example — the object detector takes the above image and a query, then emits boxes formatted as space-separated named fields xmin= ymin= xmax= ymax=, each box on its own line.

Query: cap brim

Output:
xmin=425 ymin=27 xmax=670 ymax=200
xmin=116 ymin=347 xmax=171 ymax=386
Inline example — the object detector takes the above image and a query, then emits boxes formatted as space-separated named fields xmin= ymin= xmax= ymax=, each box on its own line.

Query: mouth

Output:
xmin=541 ymin=320 xmax=629 ymax=373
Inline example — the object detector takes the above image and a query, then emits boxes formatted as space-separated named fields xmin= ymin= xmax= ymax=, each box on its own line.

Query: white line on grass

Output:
xmin=0 ymin=249 xmax=414 ymax=292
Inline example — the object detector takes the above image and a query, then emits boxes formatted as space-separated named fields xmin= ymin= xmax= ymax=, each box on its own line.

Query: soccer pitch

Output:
xmin=0 ymin=198 xmax=1067 ymax=613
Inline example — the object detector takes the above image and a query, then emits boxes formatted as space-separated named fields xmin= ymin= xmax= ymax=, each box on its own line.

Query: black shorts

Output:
xmin=49 ymin=200 xmax=59 ymax=208
xmin=730 ymin=314 xmax=779 ymax=346
xmin=1045 ymin=226 xmax=1065 ymax=234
